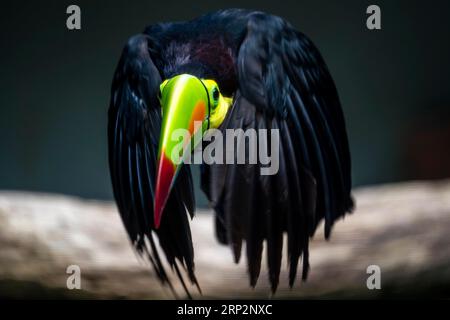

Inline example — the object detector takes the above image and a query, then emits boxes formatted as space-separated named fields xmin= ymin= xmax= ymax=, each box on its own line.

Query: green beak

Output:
xmin=154 ymin=74 xmax=209 ymax=228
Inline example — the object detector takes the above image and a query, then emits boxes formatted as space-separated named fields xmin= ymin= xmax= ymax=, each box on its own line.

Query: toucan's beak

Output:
xmin=154 ymin=74 xmax=209 ymax=229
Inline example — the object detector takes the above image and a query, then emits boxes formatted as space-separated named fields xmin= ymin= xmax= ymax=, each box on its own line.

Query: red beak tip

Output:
xmin=153 ymin=203 xmax=162 ymax=229
xmin=154 ymin=153 xmax=176 ymax=230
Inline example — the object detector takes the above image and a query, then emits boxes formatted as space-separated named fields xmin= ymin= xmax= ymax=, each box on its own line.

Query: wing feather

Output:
xmin=108 ymin=34 xmax=198 ymax=297
xmin=201 ymin=12 xmax=353 ymax=290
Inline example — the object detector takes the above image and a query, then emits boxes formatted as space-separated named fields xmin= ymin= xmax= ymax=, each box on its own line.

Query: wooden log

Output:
xmin=0 ymin=180 xmax=449 ymax=299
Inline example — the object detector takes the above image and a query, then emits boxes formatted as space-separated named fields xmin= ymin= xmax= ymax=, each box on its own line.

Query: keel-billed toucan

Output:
xmin=108 ymin=9 xmax=353 ymax=296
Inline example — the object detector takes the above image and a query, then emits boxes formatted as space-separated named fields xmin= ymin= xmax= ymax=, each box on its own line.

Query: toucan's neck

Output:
xmin=168 ymin=62 xmax=216 ymax=82
xmin=167 ymin=62 xmax=237 ymax=97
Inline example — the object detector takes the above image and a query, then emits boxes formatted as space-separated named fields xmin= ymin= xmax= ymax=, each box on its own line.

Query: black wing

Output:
xmin=108 ymin=34 xmax=198 ymax=297
xmin=201 ymin=12 xmax=353 ymax=292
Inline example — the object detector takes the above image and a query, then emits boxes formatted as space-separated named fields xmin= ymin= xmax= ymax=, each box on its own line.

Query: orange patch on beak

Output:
xmin=188 ymin=101 xmax=206 ymax=135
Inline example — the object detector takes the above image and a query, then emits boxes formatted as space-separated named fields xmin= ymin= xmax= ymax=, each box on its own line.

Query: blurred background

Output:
xmin=1 ymin=0 xmax=449 ymax=202
xmin=0 ymin=0 xmax=450 ymax=299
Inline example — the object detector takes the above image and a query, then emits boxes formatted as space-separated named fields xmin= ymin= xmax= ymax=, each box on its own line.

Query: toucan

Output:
xmin=108 ymin=9 xmax=353 ymax=297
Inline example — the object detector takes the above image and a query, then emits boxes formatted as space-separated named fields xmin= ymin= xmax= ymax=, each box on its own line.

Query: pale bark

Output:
xmin=0 ymin=180 xmax=449 ymax=299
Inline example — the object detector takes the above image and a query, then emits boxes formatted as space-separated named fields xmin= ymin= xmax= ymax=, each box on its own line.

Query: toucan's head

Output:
xmin=154 ymin=74 xmax=232 ymax=228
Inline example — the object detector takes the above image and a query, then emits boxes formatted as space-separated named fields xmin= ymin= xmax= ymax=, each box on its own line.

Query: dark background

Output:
xmin=1 ymin=0 xmax=449 ymax=204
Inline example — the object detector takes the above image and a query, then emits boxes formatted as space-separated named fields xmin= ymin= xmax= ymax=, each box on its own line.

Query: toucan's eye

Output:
xmin=212 ymin=87 xmax=219 ymax=102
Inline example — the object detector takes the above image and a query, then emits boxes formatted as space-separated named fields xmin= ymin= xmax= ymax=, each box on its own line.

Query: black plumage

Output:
xmin=108 ymin=8 xmax=353 ymax=296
